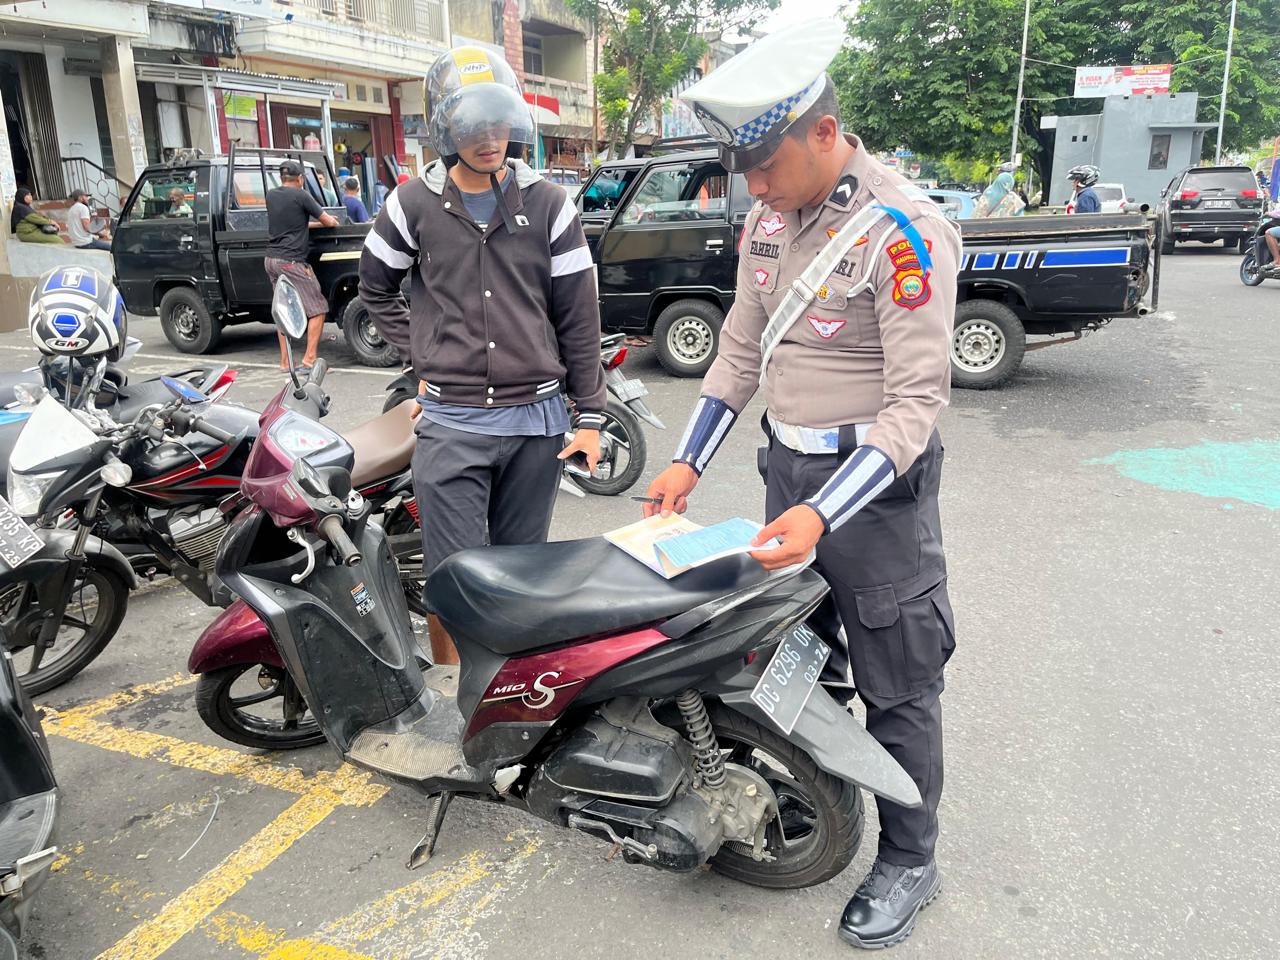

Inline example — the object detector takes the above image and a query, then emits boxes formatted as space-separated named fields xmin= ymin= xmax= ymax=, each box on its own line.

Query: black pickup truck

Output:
xmin=111 ymin=147 xmax=397 ymax=366
xmin=578 ymin=149 xmax=1158 ymax=388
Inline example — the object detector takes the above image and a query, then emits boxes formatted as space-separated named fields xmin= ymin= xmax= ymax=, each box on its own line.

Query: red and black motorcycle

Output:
xmin=0 ymin=360 xmax=423 ymax=698
xmin=199 ymin=296 xmax=922 ymax=890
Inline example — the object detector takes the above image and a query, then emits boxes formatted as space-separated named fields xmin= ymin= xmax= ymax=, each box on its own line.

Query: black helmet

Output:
xmin=1066 ymin=164 xmax=1101 ymax=188
xmin=424 ymin=47 xmax=534 ymax=167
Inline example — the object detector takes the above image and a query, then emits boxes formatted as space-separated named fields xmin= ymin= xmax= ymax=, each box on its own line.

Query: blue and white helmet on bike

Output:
xmin=28 ymin=266 xmax=126 ymax=360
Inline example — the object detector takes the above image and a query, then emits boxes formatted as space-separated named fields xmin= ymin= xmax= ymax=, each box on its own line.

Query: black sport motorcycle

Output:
xmin=0 ymin=358 xmax=424 ymax=695
xmin=1239 ymin=212 xmax=1280 ymax=286
xmin=382 ymin=333 xmax=664 ymax=497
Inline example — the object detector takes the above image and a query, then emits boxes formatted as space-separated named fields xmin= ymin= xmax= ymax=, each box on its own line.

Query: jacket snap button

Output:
xmin=488 ymin=341 xmax=496 ymax=349
xmin=484 ymin=290 xmax=492 ymax=298
xmin=485 ymin=398 xmax=494 ymax=405
xmin=487 ymin=387 xmax=494 ymax=395
xmin=444 ymin=201 xmax=452 ymax=209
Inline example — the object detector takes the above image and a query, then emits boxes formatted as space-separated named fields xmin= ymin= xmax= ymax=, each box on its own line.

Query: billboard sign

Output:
xmin=1073 ymin=64 xmax=1172 ymax=98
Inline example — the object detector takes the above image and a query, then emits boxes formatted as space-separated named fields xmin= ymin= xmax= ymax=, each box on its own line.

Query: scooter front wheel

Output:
xmin=196 ymin=663 xmax=325 ymax=750
xmin=707 ymin=705 xmax=865 ymax=889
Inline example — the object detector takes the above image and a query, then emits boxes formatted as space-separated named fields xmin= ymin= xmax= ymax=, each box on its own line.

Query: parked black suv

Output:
xmin=1155 ymin=165 xmax=1263 ymax=254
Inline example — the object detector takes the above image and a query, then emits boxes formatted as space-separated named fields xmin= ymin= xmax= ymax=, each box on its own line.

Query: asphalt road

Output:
xmin=6 ymin=244 xmax=1277 ymax=960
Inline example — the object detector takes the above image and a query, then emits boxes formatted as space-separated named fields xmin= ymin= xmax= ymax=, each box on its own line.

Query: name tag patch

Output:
xmin=750 ymin=240 xmax=781 ymax=260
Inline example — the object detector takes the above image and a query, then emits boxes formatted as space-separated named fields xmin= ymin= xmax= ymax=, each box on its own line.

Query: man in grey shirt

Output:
xmin=67 ymin=189 xmax=111 ymax=250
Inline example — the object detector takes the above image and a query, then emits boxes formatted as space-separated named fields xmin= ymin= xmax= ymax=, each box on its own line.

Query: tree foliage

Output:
xmin=567 ymin=0 xmax=777 ymax=159
xmin=832 ymin=0 xmax=1280 ymax=198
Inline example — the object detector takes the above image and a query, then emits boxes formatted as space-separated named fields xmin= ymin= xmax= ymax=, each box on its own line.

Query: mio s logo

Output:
xmin=483 ymin=670 xmax=585 ymax=710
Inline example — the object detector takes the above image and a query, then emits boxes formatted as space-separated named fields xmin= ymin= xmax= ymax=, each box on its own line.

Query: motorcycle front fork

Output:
xmin=33 ymin=490 xmax=102 ymax=656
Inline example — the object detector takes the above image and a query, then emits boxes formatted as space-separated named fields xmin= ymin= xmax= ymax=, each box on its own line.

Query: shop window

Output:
xmin=126 ymin=170 xmax=198 ymax=222
xmin=523 ymin=35 xmax=544 ymax=76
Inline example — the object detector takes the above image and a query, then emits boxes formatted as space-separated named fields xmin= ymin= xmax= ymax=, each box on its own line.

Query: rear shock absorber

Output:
xmin=676 ymin=689 xmax=726 ymax=789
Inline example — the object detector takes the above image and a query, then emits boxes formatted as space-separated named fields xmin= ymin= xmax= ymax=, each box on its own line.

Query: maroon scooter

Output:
xmin=196 ymin=292 xmax=920 ymax=886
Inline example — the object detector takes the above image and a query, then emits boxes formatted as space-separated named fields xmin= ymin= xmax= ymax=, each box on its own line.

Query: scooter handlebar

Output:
xmin=317 ymin=514 xmax=361 ymax=566
xmin=190 ymin=415 xmax=235 ymax=444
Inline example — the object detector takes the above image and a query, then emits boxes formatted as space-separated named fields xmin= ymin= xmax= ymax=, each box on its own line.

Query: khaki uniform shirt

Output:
xmin=702 ymin=135 xmax=961 ymax=473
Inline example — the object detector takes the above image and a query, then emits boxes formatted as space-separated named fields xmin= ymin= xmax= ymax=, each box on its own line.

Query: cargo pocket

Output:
xmin=899 ymin=580 xmax=955 ymax=689
xmin=850 ymin=584 xmax=911 ymax=699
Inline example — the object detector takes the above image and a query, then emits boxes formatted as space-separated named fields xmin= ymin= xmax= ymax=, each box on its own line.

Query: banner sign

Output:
xmin=1073 ymin=64 xmax=1171 ymax=98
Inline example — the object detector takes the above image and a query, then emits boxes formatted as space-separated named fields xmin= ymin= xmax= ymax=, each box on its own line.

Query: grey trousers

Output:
xmin=412 ymin=417 xmax=563 ymax=575
xmin=764 ymin=430 xmax=955 ymax=867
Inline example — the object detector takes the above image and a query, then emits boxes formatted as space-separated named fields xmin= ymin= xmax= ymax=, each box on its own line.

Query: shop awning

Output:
xmin=134 ymin=62 xmax=343 ymax=99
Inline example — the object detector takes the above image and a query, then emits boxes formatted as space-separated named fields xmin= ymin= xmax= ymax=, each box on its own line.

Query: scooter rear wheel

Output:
xmin=196 ymin=663 xmax=325 ymax=750
xmin=707 ymin=705 xmax=865 ymax=889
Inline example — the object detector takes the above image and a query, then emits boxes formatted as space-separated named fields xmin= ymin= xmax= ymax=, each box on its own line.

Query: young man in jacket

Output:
xmin=358 ymin=47 xmax=604 ymax=665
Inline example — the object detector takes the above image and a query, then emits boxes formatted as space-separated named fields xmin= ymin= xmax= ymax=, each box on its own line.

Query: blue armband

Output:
xmin=673 ymin=395 xmax=737 ymax=475
xmin=804 ymin=444 xmax=896 ymax=532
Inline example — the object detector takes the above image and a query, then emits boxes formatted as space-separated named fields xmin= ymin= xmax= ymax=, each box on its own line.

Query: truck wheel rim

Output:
xmin=668 ymin=316 xmax=713 ymax=365
xmin=173 ymin=305 xmax=199 ymax=340
xmin=952 ymin=319 xmax=1005 ymax=372
xmin=358 ymin=314 xmax=385 ymax=349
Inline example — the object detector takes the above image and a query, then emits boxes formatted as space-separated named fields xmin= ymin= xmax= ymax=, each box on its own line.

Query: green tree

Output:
xmin=567 ymin=0 xmax=777 ymax=159
xmin=832 ymin=0 xmax=1280 ymax=200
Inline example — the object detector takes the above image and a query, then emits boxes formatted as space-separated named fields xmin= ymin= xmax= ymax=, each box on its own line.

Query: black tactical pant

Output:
xmin=763 ymin=429 xmax=955 ymax=867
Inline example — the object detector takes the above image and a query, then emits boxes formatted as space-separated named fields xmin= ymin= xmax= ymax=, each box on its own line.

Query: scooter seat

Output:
xmin=425 ymin=537 xmax=771 ymax=655
xmin=345 ymin=399 xmax=417 ymax=488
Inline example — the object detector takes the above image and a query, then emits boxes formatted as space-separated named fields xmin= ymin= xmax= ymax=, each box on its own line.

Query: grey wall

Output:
xmin=1048 ymin=114 xmax=1101 ymax=204
xmin=1048 ymin=94 xmax=1209 ymax=207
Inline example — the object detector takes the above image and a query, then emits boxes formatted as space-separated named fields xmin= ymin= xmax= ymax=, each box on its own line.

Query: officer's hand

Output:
xmin=642 ymin=464 xmax=699 ymax=518
xmin=750 ymin=505 xmax=825 ymax=570
xmin=558 ymin=429 xmax=601 ymax=474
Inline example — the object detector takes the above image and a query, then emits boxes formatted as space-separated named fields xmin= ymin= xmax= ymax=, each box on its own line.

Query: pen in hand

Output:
xmin=631 ymin=496 xmax=664 ymax=504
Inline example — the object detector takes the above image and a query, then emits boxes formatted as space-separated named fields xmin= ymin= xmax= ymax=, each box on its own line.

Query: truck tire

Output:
xmin=654 ymin=299 xmax=722 ymax=378
xmin=1160 ymin=233 xmax=1175 ymax=256
xmin=950 ymin=300 xmax=1025 ymax=390
xmin=160 ymin=287 xmax=221 ymax=354
xmin=342 ymin=298 xmax=399 ymax=367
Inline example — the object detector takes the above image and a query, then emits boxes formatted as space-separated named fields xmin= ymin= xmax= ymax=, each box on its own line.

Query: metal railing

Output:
xmin=278 ymin=0 xmax=446 ymax=43
xmin=60 ymin=157 xmax=134 ymax=216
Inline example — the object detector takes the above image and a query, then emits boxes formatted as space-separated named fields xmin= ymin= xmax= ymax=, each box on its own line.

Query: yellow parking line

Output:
xmin=95 ymin=765 xmax=379 ymax=960
xmin=204 ymin=912 xmax=377 ymax=960
xmin=51 ymin=673 xmax=198 ymax=721
xmin=41 ymin=709 xmax=387 ymax=806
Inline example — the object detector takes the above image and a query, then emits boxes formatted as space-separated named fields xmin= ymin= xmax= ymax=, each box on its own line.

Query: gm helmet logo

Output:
xmin=45 ymin=336 xmax=87 ymax=351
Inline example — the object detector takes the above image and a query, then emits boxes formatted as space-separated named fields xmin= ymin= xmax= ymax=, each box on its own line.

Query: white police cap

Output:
xmin=681 ymin=19 xmax=844 ymax=172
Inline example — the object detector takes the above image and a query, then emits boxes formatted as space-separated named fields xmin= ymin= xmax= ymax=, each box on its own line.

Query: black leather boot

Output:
xmin=838 ymin=857 xmax=942 ymax=949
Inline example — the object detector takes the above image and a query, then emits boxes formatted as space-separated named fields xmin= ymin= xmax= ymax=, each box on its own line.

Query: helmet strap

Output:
xmin=489 ymin=169 xmax=519 ymax=234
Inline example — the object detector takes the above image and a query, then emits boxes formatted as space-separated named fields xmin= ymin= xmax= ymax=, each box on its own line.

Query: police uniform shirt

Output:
xmin=702 ymin=134 xmax=961 ymax=476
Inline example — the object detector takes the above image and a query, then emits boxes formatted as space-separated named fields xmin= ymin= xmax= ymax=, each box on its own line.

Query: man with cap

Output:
xmin=265 ymin=160 xmax=339 ymax=371
xmin=643 ymin=18 xmax=960 ymax=950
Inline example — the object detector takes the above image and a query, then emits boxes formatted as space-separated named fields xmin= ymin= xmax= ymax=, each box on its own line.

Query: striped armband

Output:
xmin=673 ymin=395 xmax=737 ymax=475
xmin=804 ymin=444 xmax=896 ymax=533
xmin=574 ymin=409 xmax=605 ymax=431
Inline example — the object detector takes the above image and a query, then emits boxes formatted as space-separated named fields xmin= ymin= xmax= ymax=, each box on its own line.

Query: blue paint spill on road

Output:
xmin=1087 ymin=440 xmax=1280 ymax=510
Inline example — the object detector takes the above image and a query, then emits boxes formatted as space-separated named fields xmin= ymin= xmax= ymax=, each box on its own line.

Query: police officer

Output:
xmin=644 ymin=19 xmax=959 ymax=950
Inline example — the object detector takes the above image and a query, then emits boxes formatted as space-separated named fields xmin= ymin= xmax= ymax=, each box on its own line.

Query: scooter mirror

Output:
xmin=272 ymin=276 xmax=309 ymax=341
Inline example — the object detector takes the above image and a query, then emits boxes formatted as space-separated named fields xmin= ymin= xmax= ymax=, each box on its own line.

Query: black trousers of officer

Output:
xmin=763 ymin=429 xmax=955 ymax=868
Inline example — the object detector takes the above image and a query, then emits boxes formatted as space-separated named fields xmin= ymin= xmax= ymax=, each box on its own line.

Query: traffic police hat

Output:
xmin=681 ymin=19 xmax=844 ymax=173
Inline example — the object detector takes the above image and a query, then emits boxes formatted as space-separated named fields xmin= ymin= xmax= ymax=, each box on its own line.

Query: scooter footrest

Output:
xmin=348 ymin=671 xmax=476 ymax=782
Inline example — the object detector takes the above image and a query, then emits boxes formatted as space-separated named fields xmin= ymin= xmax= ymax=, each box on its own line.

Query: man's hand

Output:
xmin=750 ymin=504 xmax=825 ymax=570
xmin=558 ymin=429 xmax=601 ymax=474
xmin=642 ymin=463 xmax=699 ymax=518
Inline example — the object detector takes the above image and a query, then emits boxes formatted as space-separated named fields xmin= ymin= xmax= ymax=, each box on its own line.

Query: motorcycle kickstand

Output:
xmin=407 ymin=791 xmax=453 ymax=870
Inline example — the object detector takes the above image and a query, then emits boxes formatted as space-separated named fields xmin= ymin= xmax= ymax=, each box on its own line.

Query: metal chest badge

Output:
xmin=351 ymin=581 xmax=375 ymax=617
xmin=886 ymin=237 xmax=933 ymax=310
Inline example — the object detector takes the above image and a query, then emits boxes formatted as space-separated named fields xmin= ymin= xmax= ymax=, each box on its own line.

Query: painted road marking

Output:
xmin=1088 ymin=439 xmax=1280 ymax=509
xmin=200 ymin=832 xmax=545 ymax=960
xmin=0 ymin=344 xmax=400 ymax=377
xmin=95 ymin=765 xmax=380 ymax=960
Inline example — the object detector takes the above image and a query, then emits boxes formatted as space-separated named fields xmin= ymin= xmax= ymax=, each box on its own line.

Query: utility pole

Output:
xmin=1215 ymin=0 xmax=1238 ymax=164
xmin=1010 ymin=0 xmax=1031 ymax=162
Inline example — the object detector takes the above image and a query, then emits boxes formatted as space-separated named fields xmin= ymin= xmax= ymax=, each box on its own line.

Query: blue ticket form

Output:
xmin=654 ymin=517 xmax=775 ymax=570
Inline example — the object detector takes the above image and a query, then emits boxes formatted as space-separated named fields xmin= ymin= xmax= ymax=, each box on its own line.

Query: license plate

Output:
xmin=0 ymin=496 xmax=42 ymax=570
xmin=1204 ymin=200 xmax=1233 ymax=209
xmin=610 ymin=377 xmax=649 ymax=403
xmin=750 ymin=623 xmax=830 ymax=735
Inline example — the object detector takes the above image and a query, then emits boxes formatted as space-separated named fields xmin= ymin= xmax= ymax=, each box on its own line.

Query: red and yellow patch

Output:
xmin=885 ymin=238 xmax=933 ymax=310
xmin=827 ymin=227 xmax=869 ymax=246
